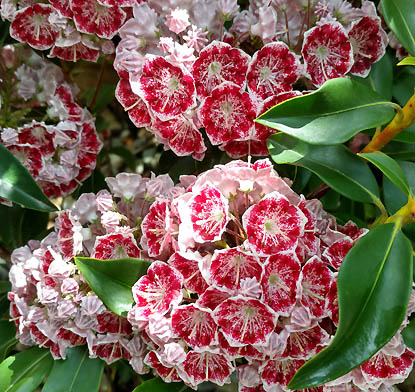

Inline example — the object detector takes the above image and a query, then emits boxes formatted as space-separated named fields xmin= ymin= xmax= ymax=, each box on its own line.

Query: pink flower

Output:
xmin=165 ymin=8 xmax=190 ymax=35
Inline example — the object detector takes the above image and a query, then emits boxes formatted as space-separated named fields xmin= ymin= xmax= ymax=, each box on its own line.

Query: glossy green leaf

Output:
xmin=288 ymin=223 xmax=413 ymax=389
xmin=75 ymin=257 xmax=151 ymax=317
xmin=0 ymin=347 xmax=53 ymax=392
xmin=398 ymin=57 xmax=415 ymax=66
xmin=352 ymin=52 xmax=394 ymax=100
xmin=393 ymin=65 xmax=415 ymax=106
xmin=42 ymin=346 xmax=104 ymax=392
xmin=267 ymin=134 xmax=381 ymax=205
xmin=0 ymin=144 xmax=57 ymax=212
xmin=0 ymin=281 xmax=11 ymax=293
xmin=402 ymin=320 xmax=415 ymax=350
xmin=0 ymin=321 xmax=17 ymax=362
xmin=358 ymin=152 xmax=411 ymax=195
xmin=132 ymin=377 xmax=189 ymax=392
xmin=381 ymin=0 xmax=415 ymax=56
xmin=0 ymin=204 xmax=49 ymax=250
xmin=256 ymin=78 xmax=395 ymax=145
xmin=384 ymin=141 xmax=415 ymax=159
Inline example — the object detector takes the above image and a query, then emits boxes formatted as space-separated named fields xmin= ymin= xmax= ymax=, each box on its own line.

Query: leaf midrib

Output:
xmin=259 ymin=100 xmax=394 ymax=122
xmin=67 ymin=349 xmax=87 ymax=392
xmin=5 ymin=350 xmax=50 ymax=392
xmin=389 ymin=0 xmax=415 ymax=52
xmin=269 ymin=140 xmax=379 ymax=202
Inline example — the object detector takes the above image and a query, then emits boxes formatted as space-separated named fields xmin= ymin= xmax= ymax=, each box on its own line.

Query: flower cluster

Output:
xmin=0 ymin=0 xmax=130 ymax=61
xmin=114 ymin=0 xmax=388 ymax=160
xmin=8 ymin=159 xmax=415 ymax=391
xmin=0 ymin=49 xmax=102 ymax=198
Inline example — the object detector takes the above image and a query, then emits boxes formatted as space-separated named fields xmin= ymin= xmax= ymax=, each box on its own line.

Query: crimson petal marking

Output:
xmin=151 ymin=115 xmax=207 ymax=160
xmin=49 ymin=0 xmax=72 ymax=17
xmin=219 ymin=139 xmax=269 ymax=159
xmin=144 ymin=351 xmax=182 ymax=382
xmin=243 ymin=192 xmax=306 ymax=256
xmin=182 ymin=350 xmax=234 ymax=387
xmin=260 ymin=357 xmax=305 ymax=389
xmin=213 ymin=296 xmax=276 ymax=345
xmin=191 ymin=40 xmax=250 ymax=98
xmin=10 ymin=4 xmax=59 ymax=50
xmin=92 ymin=233 xmax=141 ymax=260
xmin=115 ymin=79 xmax=151 ymax=128
xmin=217 ymin=330 xmax=265 ymax=360
xmin=209 ymin=248 xmax=263 ymax=294
xmin=131 ymin=261 xmax=183 ymax=321
xmin=138 ymin=57 xmax=196 ymax=121
xmin=349 ymin=17 xmax=387 ymax=78
xmin=196 ymin=287 xmax=231 ymax=311
xmin=281 ymin=324 xmax=330 ymax=359
xmin=261 ymin=252 xmax=301 ymax=316
xmin=71 ymin=0 xmax=126 ymax=39
xmin=171 ymin=304 xmax=218 ymax=348
xmin=199 ymin=82 xmax=256 ymax=146
xmin=361 ymin=349 xmax=415 ymax=383
xmin=141 ymin=200 xmax=172 ymax=257
xmin=299 ymin=256 xmax=333 ymax=319
xmin=189 ymin=184 xmax=229 ymax=243
xmin=50 ymin=43 xmax=100 ymax=62
xmin=302 ymin=22 xmax=353 ymax=87
xmin=168 ymin=252 xmax=208 ymax=295
xmin=322 ymin=237 xmax=354 ymax=270
xmin=246 ymin=42 xmax=302 ymax=99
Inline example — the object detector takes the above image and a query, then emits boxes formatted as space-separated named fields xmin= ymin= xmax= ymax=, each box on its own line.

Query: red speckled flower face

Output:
xmin=151 ymin=115 xmax=206 ymax=160
xmin=130 ymin=261 xmax=183 ymax=321
xmin=191 ymin=41 xmax=250 ymax=99
xmin=299 ymin=256 xmax=333 ymax=319
xmin=213 ymin=296 xmax=276 ymax=346
xmin=141 ymin=200 xmax=172 ymax=257
xmin=10 ymin=4 xmax=59 ymax=50
xmin=246 ymin=42 xmax=302 ymax=99
xmin=115 ymin=79 xmax=151 ymax=128
xmin=348 ymin=16 xmax=387 ymax=77
xmin=171 ymin=304 xmax=217 ymax=348
xmin=302 ymin=22 xmax=353 ymax=87
xmin=182 ymin=350 xmax=234 ymax=387
xmin=243 ymin=192 xmax=306 ymax=256
xmin=199 ymin=82 xmax=256 ymax=146
xmin=261 ymin=252 xmax=301 ymax=316
xmin=70 ymin=0 xmax=126 ymax=39
xmin=209 ymin=248 xmax=263 ymax=294
xmin=168 ymin=252 xmax=208 ymax=295
xmin=138 ymin=57 xmax=196 ymax=120
xmin=186 ymin=184 xmax=230 ymax=243
xmin=92 ymin=233 xmax=141 ymax=260
xmin=260 ymin=358 xmax=306 ymax=390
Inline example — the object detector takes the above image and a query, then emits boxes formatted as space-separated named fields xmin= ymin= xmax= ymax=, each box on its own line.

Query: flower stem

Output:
xmin=361 ymin=93 xmax=415 ymax=153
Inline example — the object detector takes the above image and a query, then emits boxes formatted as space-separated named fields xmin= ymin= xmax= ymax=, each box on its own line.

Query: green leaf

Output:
xmin=402 ymin=320 xmax=415 ymax=350
xmin=352 ymin=52 xmax=394 ymax=100
xmin=289 ymin=223 xmax=413 ymax=389
xmin=358 ymin=152 xmax=411 ymax=195
xmin=393 ymin=65 xmax=415 ymax=106
xmin=381 ymin=0 xmax=415 ymax=56
xmin=75 ymin=257 xmax=151 ymax=317
xmin=267 ymin=134 xmax=381 ymax=205
xmin=0 ymin=321 xmax=17 ymax=362
xmin=0 ymin=204 xmax=49 ymax=250
xmin=256 ymin=78 xmax=395 ymax=145
xmin=42 ymin=346 xmax=104 ymax=392
xmin=0 ymin=144 xmax=57 ymax=212
xmin=132 ymin=377 xmax=189 ymax=392
xmin=384 ymin=141 xmax=415 ymax=159
xmin=0 ymin=347 xmax=53 ymax=392
xmin=398 ymin=57 xmax=415 ymax=66
xmin=0 ymin=281 xmax=11 ymax=293
xmin=86 ymin=84 xmax=116 ymax=113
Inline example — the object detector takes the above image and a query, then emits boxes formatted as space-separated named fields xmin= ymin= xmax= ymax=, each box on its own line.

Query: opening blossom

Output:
xmin=8 ymin=159 xmax=415 ymax=390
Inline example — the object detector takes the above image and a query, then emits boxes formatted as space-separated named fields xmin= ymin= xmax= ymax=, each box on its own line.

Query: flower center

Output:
xmin=316 ymin=45 xmax=329 ymax=60
xmin=209 ymin=61 xmax=222 ymax=75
